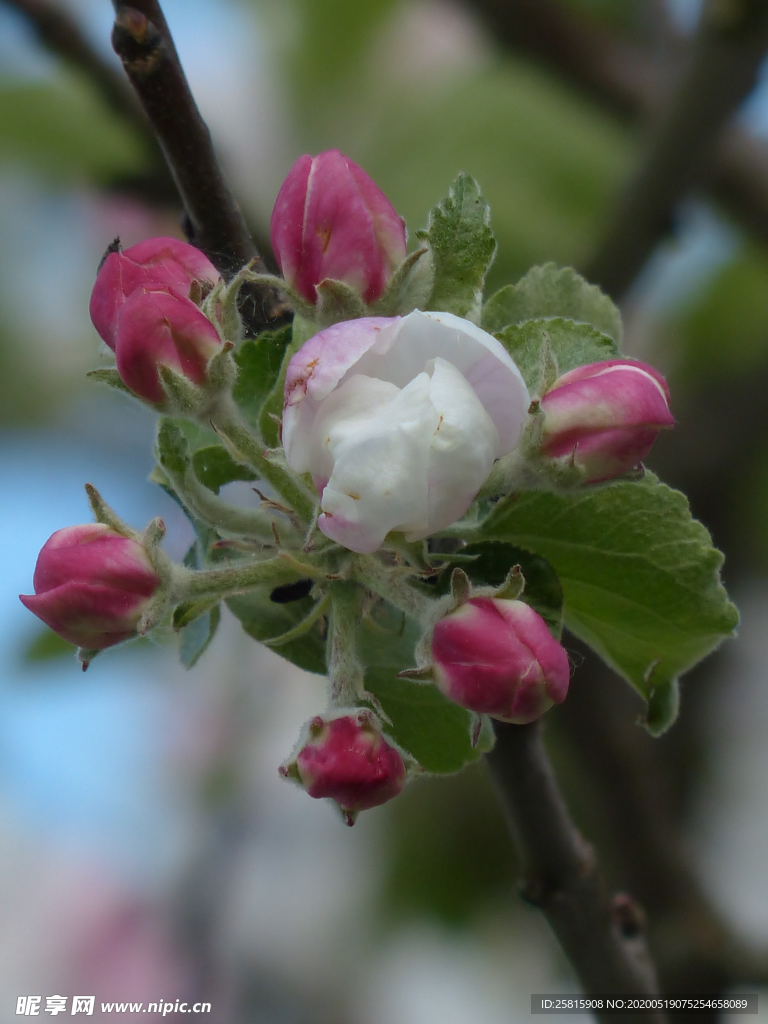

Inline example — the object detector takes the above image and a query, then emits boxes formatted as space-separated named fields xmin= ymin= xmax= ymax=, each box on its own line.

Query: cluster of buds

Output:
xmin=90 ymin=237 xmax=225 ymax=406
xmin=19 ymin=147 xmax=679 ymax=824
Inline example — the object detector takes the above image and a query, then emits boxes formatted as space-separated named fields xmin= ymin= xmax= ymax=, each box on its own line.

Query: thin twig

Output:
xmin=465 ymin=0 xmax=768 ymax=291
xmin=109 ymin=0 xmax=289 ymax=329
xmin=485 ymin=720 xmax=665 ymax=1019
xmin=585 ymin=0 xmax=768 ymax=298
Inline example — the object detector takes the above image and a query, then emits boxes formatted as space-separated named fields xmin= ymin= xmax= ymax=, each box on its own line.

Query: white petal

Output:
xmin=341 ymin=310 xmax=530 ymax=454
xmin=282 ymin=316 xmax=399 ymax=470
xmin=317 ymin=373 xmax=437 ymax=553
xmin=308 ymin=374 xmax=401 ymax=490
xmin=412 ymin=357 xmax=498 ymax=539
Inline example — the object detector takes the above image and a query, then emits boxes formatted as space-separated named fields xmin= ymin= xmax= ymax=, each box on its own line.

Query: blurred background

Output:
xmin=1 ymin=0 xmax=768 ymax=1019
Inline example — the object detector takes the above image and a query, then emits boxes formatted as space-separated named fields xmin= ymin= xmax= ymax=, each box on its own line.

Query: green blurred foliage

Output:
xmin=0 ymin=72 xmax=147 ymax=184
xmin=22 ymin=624 xmax=77 ymax=663
xmin=267 ymin=0 xmax=632 ymax=286
xmin=673 ymin=244 xmax=768 ymax=379
xmin=381 ymin=763 xmax=517 ymax=926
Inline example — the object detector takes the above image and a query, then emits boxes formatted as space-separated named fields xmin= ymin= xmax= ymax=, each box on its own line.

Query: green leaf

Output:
xmin=172 ymin=418 xmax=220 ymax=452
xmin=232 ymin=326 xmax=292 ymax=428
xmin=179 ymin=604 xmax=221 ymax=669
xmin=358 ymin=601 xmax=483 ymax=773
xmin=22 ymin=625 xmax=76 ymax=663
xmin=227 ymin=590 xmax=327 ymax=675
xmin=155 ymin=417 xmax=189 ymax=476
xmin=416 ymin=173 xmax=496 ymax=323
xmin=472 ymin=474 xmax=738 ymax=732
xmin=426 ymin=542 xmax=563 ymax=638
xmin=483 ymin=263 xmax=623 ymax=343
xmin=258 ymin=337 xmax=300 ymax=449
xmin=0 ymin=76 xmax=147 ymax=183
xmin=149 ymin=464 xmax=219 ymax=562
xmin=495 ymin=318 xmax=619 ymax=396
xmin=192 ymin=445 xmax=256 ymax=494
xmin=315 ymin=279 xmax=367 ymax=324
xmin=86 ymin=368 xmax=134 ymax=396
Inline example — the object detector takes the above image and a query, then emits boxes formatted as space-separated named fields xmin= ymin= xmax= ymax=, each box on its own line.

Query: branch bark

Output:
xmin=485 ymin=720 xmax=665 ymax=1019
xmin=466 ymin=0 xmax=768 ymax=294
xmin=109 ymin=0 xmax=288 ymax=330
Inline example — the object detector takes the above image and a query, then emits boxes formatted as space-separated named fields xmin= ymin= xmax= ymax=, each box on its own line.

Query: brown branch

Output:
xmin=110 ymin=1 xmax=288 ymax=329
xmin=555 ymin=641 xmax=768 ymax=1007
xmin=485 ymin=721 xmax=665 ymax=1018
xmin=466 ymin=0 xmax=768 ymax=293
xmin=585 ymin=0 xmax=768 ymax=298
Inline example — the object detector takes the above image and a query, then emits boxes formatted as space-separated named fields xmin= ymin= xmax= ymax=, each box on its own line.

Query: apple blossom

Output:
xmin=282 ymin=310 xmax=531 ymax=553
xmin=270 ymin=149 xmax=407 ymax=305
xmin=279 ymin=711 xmax=406 ymax=822
xmin=539 ymin=359 xmax=674 ymax=483
xmin=20 ymin=524 xmax=161 ymax=650
xmin=90 ymin=236 xmax=220 ymax=349
xmin=113 ymin=289 xmax=224 ymax=404
xmin=431 ymin=597 xmax=570 ymax=724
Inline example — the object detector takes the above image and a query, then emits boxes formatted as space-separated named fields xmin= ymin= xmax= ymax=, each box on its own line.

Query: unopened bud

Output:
xmin=113 ymin=289 xmax=223 ymax=405
xmin=539 ymin=359 xmax=674 ymax=483
xmin=279 ymin=710 xmax=406 ymax=822
xmin=20 ymin=524 xmax=161 ymax=650
xmin=90 ymin=236 xmax=220 ymax=349
xmin=270 ymin=149 xmax=407 ymax=306
xmin=431 ymin=597 xmax=570 ymax=724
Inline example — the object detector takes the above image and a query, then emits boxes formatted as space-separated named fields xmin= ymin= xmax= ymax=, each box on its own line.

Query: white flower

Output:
xmin=282 ymin=310 xmax=530 ymax=553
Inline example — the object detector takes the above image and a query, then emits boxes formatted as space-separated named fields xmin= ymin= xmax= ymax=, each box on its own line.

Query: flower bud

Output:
xmin=20 ymin=525 xmax=161 ymax=650
xmin=431 ymin=598 xmax=570 ymax=724
xmin=113 ymin=289 xmax=223 ymax=404
xmin=280 ymin=711 xmax=406 ymax=822
xmin=539 ymin=359 xmax=674 ymax=484
xmin=270 ymin=149 xmax=407 ymax=305
xmin=90 ymin=236 xmax=220 ymax=349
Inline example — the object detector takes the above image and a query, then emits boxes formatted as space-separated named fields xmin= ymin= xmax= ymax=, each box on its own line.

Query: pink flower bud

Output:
xmin=90 ymin=236 xmax=220 ymax=349
xmin=539 ymin=359 xmax=674 ymax=484
xmin=431 ymin=598 xmax=570 ymax=724
xmin=113 ymin=289 xmax=223 ymax=404
xmin=20 ymin=525 xmax=161 ymax=650
xmin=270 ymin=149 xmax=407 ymax=305
xmin=280 ymin=711 xmax=406 ymax=821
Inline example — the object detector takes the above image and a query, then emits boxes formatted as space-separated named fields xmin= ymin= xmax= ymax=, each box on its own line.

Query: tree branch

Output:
xmin=466 ymin=0 xmax=768 ymax=291
xmin=555 ymin=643 xmax=768 ymax=1003
xmin=485 ymin=720 xmax=664 ymax=1017
xmin=109 ymin=0 xmax=288 ymax=330
xmin=585 ymin=0 xmax=768 ymax=298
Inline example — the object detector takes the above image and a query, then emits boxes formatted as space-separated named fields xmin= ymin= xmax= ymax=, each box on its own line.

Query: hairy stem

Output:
xmin=184 ymin=553 xmax=326 ymax=601
xmin=485 ymin=721 xmax=665 ymax=1020
xmin=211 ymin=406 xmax=317 ymax=526
xmin=327 ymin=583 xmax=365 ymax=706
xmin=351 ymin=555 xmax=435 ymax=625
